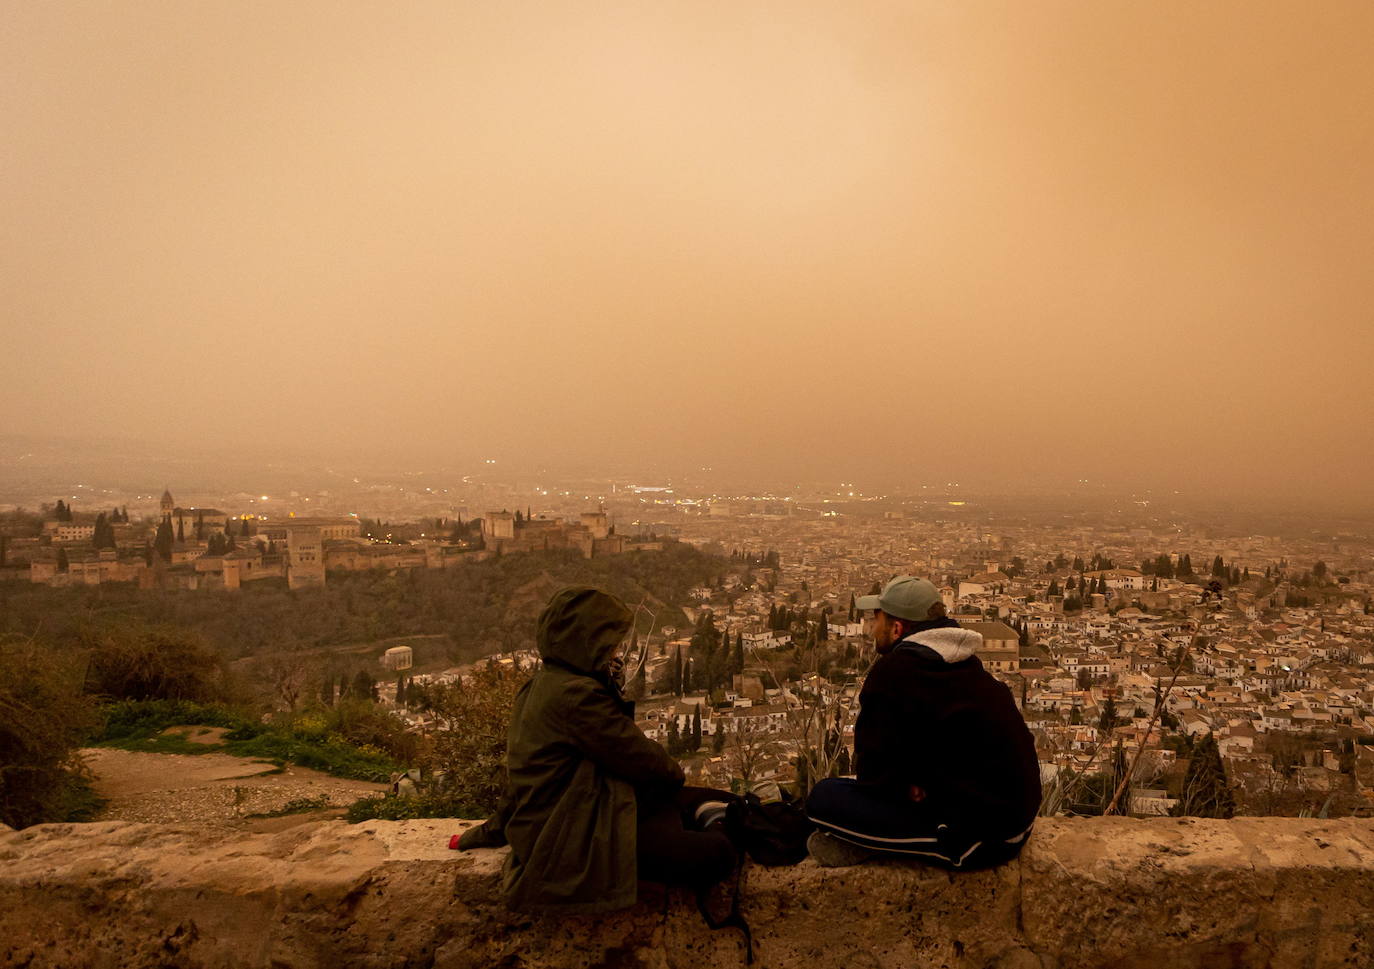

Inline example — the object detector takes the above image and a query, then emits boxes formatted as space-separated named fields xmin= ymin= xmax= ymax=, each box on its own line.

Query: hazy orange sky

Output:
xmin=5 ymin=3 xmax=1372 ymax=501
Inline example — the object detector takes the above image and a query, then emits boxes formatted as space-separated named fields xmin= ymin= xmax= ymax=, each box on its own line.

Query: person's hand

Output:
xmin=605 ymin=655 xmax=626 ymax=686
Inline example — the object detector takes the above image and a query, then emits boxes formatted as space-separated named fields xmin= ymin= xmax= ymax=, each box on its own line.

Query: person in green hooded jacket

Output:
xmin=459 ymin=586 xmax=737 ymax=913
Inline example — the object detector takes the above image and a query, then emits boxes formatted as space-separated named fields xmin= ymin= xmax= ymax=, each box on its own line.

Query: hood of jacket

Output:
xmin=536 ymin=586 xmax=633 ymax=675
xmin=897 ymin=623 xmax=983 ymax=664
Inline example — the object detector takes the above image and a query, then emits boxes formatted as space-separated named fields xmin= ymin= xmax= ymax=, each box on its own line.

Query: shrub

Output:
xmin=83 ymin=621 xmax=227 ymax=703
xmin=344 ymin=791 xmax=488 ymax=823
xmin=93 ymin=698 xmax=403 ymax=783
xmin=0 ymin=646 xmax=101 ymax=828
xmin=98 ymin=698 xmax=245 ymax=742
xmin=408 ymin=664 xmax=525 ymax=814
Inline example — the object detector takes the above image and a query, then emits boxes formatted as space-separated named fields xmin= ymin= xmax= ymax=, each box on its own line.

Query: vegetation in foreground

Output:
xmin=1 ymin=542 xmax=730 ymax=828
xmin=96 ymin=699 xmax=407 ymax=783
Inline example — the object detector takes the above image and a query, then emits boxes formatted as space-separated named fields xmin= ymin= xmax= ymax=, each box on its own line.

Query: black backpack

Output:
xmin=695 ymin=792 xmax=816 ymax=964
xmin=725 ymin=791 xmax=815 ymax=867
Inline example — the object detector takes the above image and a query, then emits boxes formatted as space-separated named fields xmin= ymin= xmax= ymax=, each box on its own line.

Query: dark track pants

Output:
xmin=636 ymin=786 xmax=738 ymax=889
xmin=806 ymin=777 xmax=1032 ymax=870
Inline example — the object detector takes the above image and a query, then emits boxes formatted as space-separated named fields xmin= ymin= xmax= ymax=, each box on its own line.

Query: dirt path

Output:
xmin=82 ymin=744 xmax=389 ymax=831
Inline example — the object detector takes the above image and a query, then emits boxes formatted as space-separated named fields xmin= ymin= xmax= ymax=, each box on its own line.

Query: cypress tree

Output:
xmin=1105 ymin=739 xmax=1131 ymax=815
xmin=154 ymin=517 xmax=174 ymax=562
xmin=1175 ymin=733 xmax=1235 ymax=819
xmin=92 ymin=513 xmax=115 ymax=550
xmin=56 ymin=547 xmax=69 ymax=571
xmin=1098 ymin=696 xmax=1117 ymax=733
xmin=176 ymin=517 xmax=185 ymax=542
xmin=691 ymin=706 xmax=702 ymax=750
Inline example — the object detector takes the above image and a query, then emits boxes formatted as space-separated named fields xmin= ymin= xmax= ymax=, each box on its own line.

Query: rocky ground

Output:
xmin=82 ymin=727 xmax=388 ymax=832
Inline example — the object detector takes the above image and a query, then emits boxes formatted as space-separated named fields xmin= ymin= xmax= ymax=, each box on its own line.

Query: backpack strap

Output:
xmin=694 ymin=861 xmax=754 ymax=965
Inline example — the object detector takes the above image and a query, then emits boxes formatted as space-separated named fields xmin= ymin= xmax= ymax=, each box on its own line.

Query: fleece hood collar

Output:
xmin=536 ymin=586 xmax=633 ymax=676
xmin=897 ymin=622 xmax=983 ymax=664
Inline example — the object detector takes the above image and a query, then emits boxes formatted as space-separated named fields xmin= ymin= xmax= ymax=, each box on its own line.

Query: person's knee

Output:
xmin=805 ymin=777 xmax=850 ymax=822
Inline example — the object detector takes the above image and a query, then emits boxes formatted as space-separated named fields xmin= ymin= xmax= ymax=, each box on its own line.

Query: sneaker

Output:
xmin=693 ymin=800 xmax=731 ymax=831
xmin=807 ymin=830 xmax=874 ymax=868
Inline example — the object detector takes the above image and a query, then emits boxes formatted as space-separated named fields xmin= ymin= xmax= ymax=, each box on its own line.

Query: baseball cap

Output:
xmin=855 ymin=575 xmax=941 ymax=622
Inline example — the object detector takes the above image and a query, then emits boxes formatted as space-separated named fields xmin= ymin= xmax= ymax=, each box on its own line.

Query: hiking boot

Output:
xmin=807 ymin=830 xmax=873 ymax=868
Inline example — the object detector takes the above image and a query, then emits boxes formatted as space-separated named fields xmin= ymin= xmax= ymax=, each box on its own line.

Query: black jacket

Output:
xmin=854 ymin=618 xmax=1041 ymax=839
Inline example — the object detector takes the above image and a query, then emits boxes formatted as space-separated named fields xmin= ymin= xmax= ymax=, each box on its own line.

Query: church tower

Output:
xmin=160 ymin=489 xmax=175 ymax=518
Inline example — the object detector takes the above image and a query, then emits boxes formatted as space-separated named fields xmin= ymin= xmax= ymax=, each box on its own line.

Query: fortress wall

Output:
xmin=3 ymin=816 xmax=1373 ymax=969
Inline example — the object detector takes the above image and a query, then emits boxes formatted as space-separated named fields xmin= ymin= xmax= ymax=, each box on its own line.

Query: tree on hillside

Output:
xmin=91 ymin=513 xmax=116 ymax=551
xmin=1105 ymin=739 xmax=1132 ymax=816
xmin=1098 ymin=695 xmax=1117 ymax=733
xmin=84 ymin=622 xmax=227 ymax=702
xmin=1174 ymin=732 xmax=1235 ymax=819
xmin=154 ymin=517 xmax=174 ymax=562
xmin=729 ymin=631 xmax=744 ymax=679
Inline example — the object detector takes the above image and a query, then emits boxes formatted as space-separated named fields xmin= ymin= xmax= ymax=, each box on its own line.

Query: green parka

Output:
xmin=501 ymin=587 xmax=685 ymax=912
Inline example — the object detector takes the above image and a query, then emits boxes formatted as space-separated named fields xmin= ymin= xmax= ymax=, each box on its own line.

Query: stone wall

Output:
xmin=3 ymin=816 xmax=1373 ymax=969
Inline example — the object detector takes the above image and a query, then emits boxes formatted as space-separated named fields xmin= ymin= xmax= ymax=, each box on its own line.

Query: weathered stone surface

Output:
xmin=2 ymin=817 xmax=1372 ymax=968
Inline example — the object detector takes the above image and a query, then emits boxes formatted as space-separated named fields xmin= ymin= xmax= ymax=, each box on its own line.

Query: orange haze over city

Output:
xmin=5 ymin=2 xmax=1373 ymax=506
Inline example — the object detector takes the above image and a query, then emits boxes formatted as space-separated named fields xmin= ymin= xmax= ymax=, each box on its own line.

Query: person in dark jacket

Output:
xmin=458 ymin=586 xmax=736 ymax=912
xmin=806 ymin=576 xmax=1041 ymax=868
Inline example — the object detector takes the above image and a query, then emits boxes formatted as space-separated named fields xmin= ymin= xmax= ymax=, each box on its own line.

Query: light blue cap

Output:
xmin=855 ymin=575 xmax=941 ymax=622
